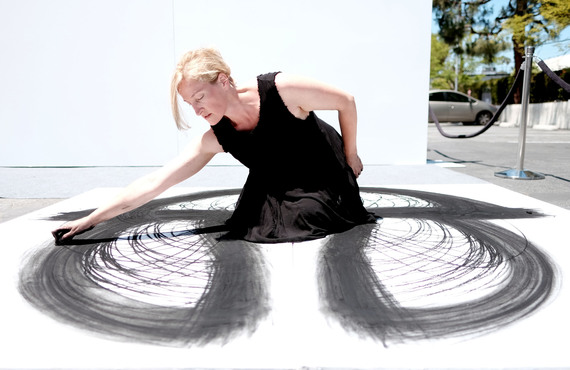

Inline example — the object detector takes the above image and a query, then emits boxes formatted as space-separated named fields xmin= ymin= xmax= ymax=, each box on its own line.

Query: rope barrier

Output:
xmin=537 ymin=60 xmax=570 ymax=93
xmin=431 ymin=57 xmax=568 ymax=139
xmin=430 ymin=68 xmax=524 ymax=139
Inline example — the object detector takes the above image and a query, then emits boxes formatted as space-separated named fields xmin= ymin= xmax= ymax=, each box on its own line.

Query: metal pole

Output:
xmin=495 ymin=46 xmax=545 ymax=180
xmin=516 ymin=46 xmax=533 ymax=171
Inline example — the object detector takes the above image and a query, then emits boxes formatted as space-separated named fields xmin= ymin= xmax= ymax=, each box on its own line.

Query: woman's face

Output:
xmin=178 ymin=75 xmax=228 ymax=125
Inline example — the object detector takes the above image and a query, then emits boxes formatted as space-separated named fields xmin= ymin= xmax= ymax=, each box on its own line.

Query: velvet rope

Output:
xmin=537 ymin=60 xmax=570 ymax=94
xmin=430 ymin=67 xmax=524 ymax=139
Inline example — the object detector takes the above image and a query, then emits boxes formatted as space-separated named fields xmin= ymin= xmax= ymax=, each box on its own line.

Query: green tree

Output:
xmin=433 ymin=0 xmax=511 ymax=61
xmin=433 ymin=0 xmax=570 ymax=102
xmin=430 ymin=33 xmax=484 ymax=94
xmin=500 ymin=0 xmax=570 ymax=75
xmin=430 ymin=34 xmax=453 ymax=88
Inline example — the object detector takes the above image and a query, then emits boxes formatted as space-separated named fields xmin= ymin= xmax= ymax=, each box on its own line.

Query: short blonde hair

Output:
xmin=170 ymin=48 xmax=235 ymax=130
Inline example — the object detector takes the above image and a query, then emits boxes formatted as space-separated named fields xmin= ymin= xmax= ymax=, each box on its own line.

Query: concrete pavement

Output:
xmin=427 ymin=124 xmax=570 ymax=210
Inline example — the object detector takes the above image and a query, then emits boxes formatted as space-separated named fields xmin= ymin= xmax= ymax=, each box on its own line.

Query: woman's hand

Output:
xmin=49 ymin=131 xmax=221 ymax=245
xmin=346 ymin=152 xmax=363 ymax=178
xmin=52 ymin=217 xmax=95 ymax=244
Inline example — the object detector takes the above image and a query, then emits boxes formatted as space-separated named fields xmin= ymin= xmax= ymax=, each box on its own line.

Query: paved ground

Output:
xmin=1 ymin=124 xmax=568 ymax=223
xmin=0 ymin=166 xmax=249 ymax=223
xmin=427 ymin=124 xmax=570 ymax=210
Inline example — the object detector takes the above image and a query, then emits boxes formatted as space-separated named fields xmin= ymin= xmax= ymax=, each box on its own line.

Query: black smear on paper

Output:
xmin=18 ymin=188 xmax=557 ymax=347
xmin=19 ymin=190 xmax=269 ymax=346
xmin=319 ymin=187 xmax=556 ymax=345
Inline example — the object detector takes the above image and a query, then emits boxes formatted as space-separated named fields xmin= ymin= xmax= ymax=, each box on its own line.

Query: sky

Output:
xmin=431 ymin=0 xmax=570 ymax=71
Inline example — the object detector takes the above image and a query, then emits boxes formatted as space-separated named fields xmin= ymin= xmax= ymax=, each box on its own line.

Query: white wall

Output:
xmin=0 ymin=0 xmax=432 ymax=167
xmin=498 ymin=101 xmax=570 ymax=130
xmin=0 ymin=0 xmax=177 ymax=166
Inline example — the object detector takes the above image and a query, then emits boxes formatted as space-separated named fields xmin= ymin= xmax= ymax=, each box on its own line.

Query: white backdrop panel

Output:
xmin=0 ymin=0 xmax=177 ymax=166
xmin=174 ymin=0 xmax=432 ymax=165
xmin=0 ymin=0 xmax=431 ymax=166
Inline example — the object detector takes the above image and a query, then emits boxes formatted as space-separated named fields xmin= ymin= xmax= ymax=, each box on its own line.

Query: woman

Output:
xmin=53 ymin=48 xmax=376 ymax=243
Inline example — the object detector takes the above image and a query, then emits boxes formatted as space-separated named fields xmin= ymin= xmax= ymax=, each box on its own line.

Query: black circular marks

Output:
xmin=19 ymin=188 xmax=556 ymax=346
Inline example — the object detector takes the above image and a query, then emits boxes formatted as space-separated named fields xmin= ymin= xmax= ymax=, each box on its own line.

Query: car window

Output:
xmin=446 ymin=92 xmax=470 ymax=103
xmin=429 ymin=92 xmax=446 ymax=101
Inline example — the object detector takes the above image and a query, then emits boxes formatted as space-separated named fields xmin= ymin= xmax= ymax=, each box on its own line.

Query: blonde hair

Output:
xmin=170 ymin=48 xmax=235 ymax=130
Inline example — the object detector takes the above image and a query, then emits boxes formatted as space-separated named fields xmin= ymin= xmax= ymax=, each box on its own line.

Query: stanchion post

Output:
xmin=495 ymin=46 xmax=545 ymax=180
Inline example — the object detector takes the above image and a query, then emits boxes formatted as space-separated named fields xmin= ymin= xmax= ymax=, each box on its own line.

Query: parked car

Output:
xmin=429 ymin=90 xmax=498 ymax=125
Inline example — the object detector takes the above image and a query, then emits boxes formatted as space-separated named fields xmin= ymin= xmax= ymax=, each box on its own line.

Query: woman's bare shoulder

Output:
xmin=273 ymin=73 xmax=317 ymax=119
xmin=274 ymin=73 xmax=318 ymax=90
xmin=201 ymin=128 xmax=224 ymax=154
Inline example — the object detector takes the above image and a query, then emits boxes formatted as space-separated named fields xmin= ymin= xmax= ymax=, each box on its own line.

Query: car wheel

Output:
xmin=475 ymin=111 xmax=493 ymax=125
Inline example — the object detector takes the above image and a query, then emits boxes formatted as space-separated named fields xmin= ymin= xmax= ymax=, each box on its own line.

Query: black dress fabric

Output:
xmin=211 ymin=72 xmax=376 ymax=242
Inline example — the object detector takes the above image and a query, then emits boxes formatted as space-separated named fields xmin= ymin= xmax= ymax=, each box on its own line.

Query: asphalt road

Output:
xmin=427 ymin=123 xmax=570 ymax=210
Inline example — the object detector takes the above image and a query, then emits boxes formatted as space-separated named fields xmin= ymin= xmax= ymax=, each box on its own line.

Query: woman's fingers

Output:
xmin=51 ymin=220 xmax=95 ymax=245
xmin=52 ymin=227 xmax=71 ymax=240
xmin=346 ymin=153 xmax=363 ymax=178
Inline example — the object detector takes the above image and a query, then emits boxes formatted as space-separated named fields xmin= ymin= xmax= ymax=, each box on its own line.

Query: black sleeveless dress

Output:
xmin=211 ymin=72 xmax=376 ymax=242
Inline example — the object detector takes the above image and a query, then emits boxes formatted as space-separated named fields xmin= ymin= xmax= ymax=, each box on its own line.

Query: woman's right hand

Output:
xmin=48 ymin=131 xmax=221 ymax=245
xmin=52 ymin=217 xmax=95 ymax=244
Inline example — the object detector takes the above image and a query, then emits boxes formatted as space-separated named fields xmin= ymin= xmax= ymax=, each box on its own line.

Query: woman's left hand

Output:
xmin=346 ymin=153 xmax=363 ymax=178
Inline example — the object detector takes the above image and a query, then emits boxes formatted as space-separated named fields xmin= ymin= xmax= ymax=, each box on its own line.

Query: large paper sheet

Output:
xmin=1 ymin=185 xmax=568 ymax=369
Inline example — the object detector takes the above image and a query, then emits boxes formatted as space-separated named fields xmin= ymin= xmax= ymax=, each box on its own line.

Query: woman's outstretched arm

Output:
xmin=52 ymin=129 xmax=223 ymax=243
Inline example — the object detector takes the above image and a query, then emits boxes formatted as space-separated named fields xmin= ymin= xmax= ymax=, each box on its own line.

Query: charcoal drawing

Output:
xmin=19 ymin=190 xmax=269 ymax=346
xmin=18 ymin=188 xmax=556 ymax=346
xmin=319 ymin=187 xmax=556 ymax=345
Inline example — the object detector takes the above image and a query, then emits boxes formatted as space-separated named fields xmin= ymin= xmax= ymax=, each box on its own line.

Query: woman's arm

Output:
xmin=52 ymin=130 xmax=223 ymax=243
xmin=274 ymin=73 xmax=363 ymax=177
